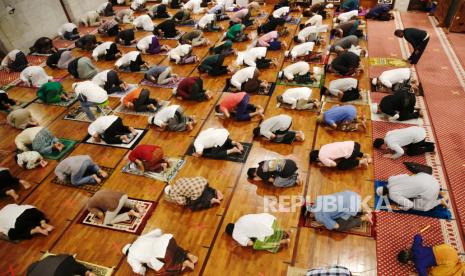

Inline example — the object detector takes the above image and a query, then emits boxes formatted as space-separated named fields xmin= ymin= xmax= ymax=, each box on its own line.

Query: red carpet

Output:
xmin=400 ymin=12 xmax=465 ymax=238
xmin=446 ymin=33 xmax=465 ymax=70
xmin=0 ymin=71 xmax=20 ymax=86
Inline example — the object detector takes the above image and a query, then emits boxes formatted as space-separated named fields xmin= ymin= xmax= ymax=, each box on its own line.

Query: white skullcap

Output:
xmin=326 ymin=3 xmax=334 ymax=8
xmin=164 ymin=185 xmax=171 ymax=196
xmin=370 ymin=103 xmax=378 ymax=114
xmin=372 ymin=78 xmax=378 ymax=86
xmin=376 ymin=187 xmax=385 ymax=197
xmin=122 ymin=244 xmax=131 ymax=255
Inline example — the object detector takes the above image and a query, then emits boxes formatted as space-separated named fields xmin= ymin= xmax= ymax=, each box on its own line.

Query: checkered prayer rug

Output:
xmin=34 ymin=93 xmax=77 ymax=107
xmin=64 ymin=106 xmax=113 ymax=122
xmin=121 ymin=158 xmax=185 ymax=183
xmin=84 ymin=129 xmax=146 ymax=149
xmin=79 ymin=198 xmax=156 ymax=234
xmin=51 ymin=167 xmax=113 ymax=194
xmin=140 ymin=77 xmax=184 ymax=89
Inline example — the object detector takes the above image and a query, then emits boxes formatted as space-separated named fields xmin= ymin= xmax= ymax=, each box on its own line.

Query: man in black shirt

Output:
xmin=327 ymin=51 xmax=363 ymax=76
xmin=395 ymin=28 xmax=429 ymax=64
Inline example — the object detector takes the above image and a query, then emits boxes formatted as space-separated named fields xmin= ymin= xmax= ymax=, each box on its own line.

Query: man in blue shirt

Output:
xmin=340 ymin=0 xmax=359 ymax=11
xmin=366 ymin=4 xmax=393 ymax=21
xmin=317 ymin=105 xmax=366 ymax=132
xmin=306 ymin=190 xmax=372 ymax=231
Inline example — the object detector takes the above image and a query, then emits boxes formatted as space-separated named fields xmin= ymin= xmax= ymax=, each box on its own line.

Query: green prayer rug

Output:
xmin=368 ymin=57 xmax=409 ymax=67
xmin=42 ymin=138 xmax=78 ymax=160
xmin=34 ymin=93 xmax=77 ymax=107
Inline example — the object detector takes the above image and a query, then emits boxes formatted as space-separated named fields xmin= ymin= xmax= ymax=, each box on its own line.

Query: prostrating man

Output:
xmin=276 ymin=87 xmax=320 ymax=110
xmin=97 ymin=0 xmax=114 ymax=16
xmin=92 ymin=69 xmax=128 ymax=94
xmin=374 ymin=126 xmax=435 ymax=159
xmin=98 ymin=19 xmax=120 ymax=37
xmin=148 ymin=104 xmax=196 ymax=131
xmin=173 ymin=9 xmax=195 ymax=26
xmin=75 ymin=34 xmax=98 ymax=51
xmin=145 ymin=65 xmax=178 ymax=85
xmin=86 ymin=189 xmax=144 ymax=225
xmin=174 ymin=77 xmax=212 ymax=101
xmin=230 ymin=66 xmax=269 ymax=94
xmin=29 ymin=37 xmax=57 ymax=55
xmin=129 ymin=144 xmax=168 ymax=173
xmin=193 ymin=127 xmax=243 ymax=158
xmin=377 ymin=173 xmax=446 ymax=211
xmin=306 ymin=190 xmax=373 ymax=231
xmin=115 ymin=51 xmax=149 ymax=72
xmin=88 ymin=115 xmax=138 ymax=144
xmin=164 ymin=176 xmax=224 ymax=210
xmin=136 ymin=35 xmax=170 ymax=54
xmin=179 ymin=30 xmax=209 ymax=46
xmin=329 ymin=35 xmax=359 ymax=54
xmin=154 ymin=18 xmax=179 ymax=38
xmin=57 ymin=23 xmax=79 ymax=41
xmin=395 ymin=28 xmax=429 ymax=64
xmin=15 ymin=127 xmax=64 ymax=156
xmin=133 ymin=14 xmax=154 ymax=31
xmin=46 ymin=49 xmax=74 ymax=69
xmin=197 ymin=13 xmax=222 ymax=31
xmin=55 ymin=155 xmax=108 ymax=186
xmin=317 ymin=105 xmax=366 ymax=132
xmin=122 ymin=87 xmax=160 ymax=113
xmin=0 ymin=168 xmax=31 ymax=202
xmin=253 ymin=114 xmax=305 ymax=144
xmin=226 ymin=23 xmax=248 ymax=42
xmin=115 ymin=29 xmax=137 ymax=45
xmin=79 ymin=11 xmax=101 ymax=27
xmin=335 ymin=10 xmax=358 ymax=23
xmin=0 ymin=49 xmax=28 ymax=72
xmin=73 ymin=80 xmax=109 ymax=121
xmin=0 ymin=90 xmax=19 ymax=112
xmin=284 ymin=42 xmax=315 ymax=61
xmin=294 ymin=25 xmax=328 ymax=43
xmin=366 ymin=4 xmax=393 ymax=21
xmin=67 ymin=57 xmax=98 ymax=79
xmin=130 ymin=0 xmax=147 ymax=11
xmin=398 ymin=234 xmax=465 ymax=276
xmin=198 ymin=54 xmax=232 ymax=76
xmin=278 ymin=61 xmax=314 ymax=84
xmin=322 ymin=77 xmax=360 ymax=102
xmin=123 ymin=229 xmax=198 ymax=274
xmin=235 ymin=47 xmax=277 ymax=69
xmin=168 ymin=44 xmax=198 ymax=64
xmin=372 ymin=68 xmax=412 ymax=91
xmin=215 ymin=92 xmax=264 ymax=121
xmin=148 ymin=4 xmax=170 ymax=18
xmin=340 ymin=0 xmax=359 ymax=11
xmin=247 ymin=159 xmax=302 ymax=188
xmin=331 ymin=19 xmax=364 ymax=38
xmin=327 ymin=51 xmax=362 ymax=76
xmin=0 ymin=203 xmax=53 ymax=241
xmin=114 ymin=9 xmax=134 ymax=24
xmin=36 ymin=82 xmax=71 ymax=104
xmin=310 ymin=141 xmax=371 ymax=170
xmin=20 ymin=66 xmax=52 ymax=87
xmin=27 ymin=254 xmax=96 ymax=276
xmin=225 ymin=213 xmax=290 ymax=253
xmin=372 ymin=89 xmax=421 ymax=121
xmin=7 ymin=108 xmax=38 ymax=129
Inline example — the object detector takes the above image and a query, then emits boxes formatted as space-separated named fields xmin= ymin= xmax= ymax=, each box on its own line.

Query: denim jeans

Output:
xmin=71 ymin=159 xmax=99 ymax=186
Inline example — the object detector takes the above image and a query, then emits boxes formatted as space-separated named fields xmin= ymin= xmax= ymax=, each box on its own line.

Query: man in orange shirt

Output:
xmin=122 ymin=87 xmax=159 ymax=112
xmin=214 ymin=92 xmax=264 ymax=121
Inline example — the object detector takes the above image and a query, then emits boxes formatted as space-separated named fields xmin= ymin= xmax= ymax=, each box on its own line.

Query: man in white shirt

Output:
xmin=182 ymin=0 xmax=204 ymax=14
xmin=285 ymin=42 xmax=314 ymax=61
xmin=374 ymin=126 xmax=434 ymax=159
xmin=304 ymin=14 xmax=323 ymax=27
xmin=197 ymin=13 xmax=222 ymax=31
xmin=235 ymin=47 xmax=277 ymax=68
xmin=133 ymin=14 xmax=154 ymax=31
xmin=272 ymin=6 xmax=290 ymax=19
xmin=123 ymin=229 xmax=198 ymax=275
xmin=372 ymin=68 xmax=412 ymax=89
xmin=73 ymin=81 xmax=108 ymax=121
xmin=294 ymin=25 xmax=328 ymax=43
xmin=88 ymin=115 xmax=136 ymax=144
xmin=279 ymin=61 xmax=312 ymax=83
xmin=322 ymin=77 xmax=358 ymax=100
xmin=336 ymin=10 xmax=358 ymax=23
xmin=131 ymin=0 xmax=147 ymax=11
xmin=92 ymin=41 xmax=121 ymax=61
xmin=20 ymin=66 xmax=52 ymax=88
xmin=193 ymin=128 xmax=243 ymax=158
xmin=58 ymin=23 xmax=79 ymax=40
xmin=168 ymin=44 xmax=198 ymax=64
xmin=377 ymin=173 xmax=446 ymax=211
xmin=79 ymin=11 xmax=101 ymax=27
xmin=115 ymin=51 xmax=148 ymax=71
xmin=277 ymin=87 xmax=320 ymax=110
xmin=230 ymin=66 xmax=268 ymax=93
xmin=148 ymin=105 xmax=196 ymax=132
xmin=225 ymin=213 xmax=290 ymax=253
xmin=115 ymin=9 xmax=134 ymax=23
xmin=253 ymin=114 xmax=305 ymax=143
xmin=1 ymin=49 xmax=28 ymax=72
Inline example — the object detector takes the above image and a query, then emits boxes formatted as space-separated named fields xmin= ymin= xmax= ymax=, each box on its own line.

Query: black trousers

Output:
xmin=336 ymin=142 xmax=363 ymax=170
xmin=104 ymin=70 xmax=123 ymax=94
xmin=8 ymin=208 xmax=47 ymax=240
xmin=107 ymin=25 xmax=119 ymax=37
xmin=129 ymin=54 xmax=143 ymax=72
xmin=203 ymin=138 xmax=235 ymax=159
xmin=409 ymin=37 xmax=429 ymax=65
xmin=336 ymin=214 xmax=362 ymax=231
xmin=104 ymin=43 xmax=119 ymax=60
xmin=406 ymin=140 xmax=435 ymax=156
xmin=0 ymin=169 xmax=20 ymax=197
xmin=256 ymin=57 xmax=272 ymax=69
xmin=187 ymin=186 xmax=216 ymax=211
xmin=209 ymin=55 xmax=228 ymax=76
xmin=134 ymin=89 xmax=158 ymax=112
xmin=10 ymin=52 xmax=28 ymax=72
xmin=0 ymin=93 xmax=16 ymax=110
xmin=102 ymin=117 xmax=131 ymax=144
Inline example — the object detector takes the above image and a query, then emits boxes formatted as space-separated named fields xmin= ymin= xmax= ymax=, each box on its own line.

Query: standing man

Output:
xmin=394 ymin=28 xmax=429 ymax=64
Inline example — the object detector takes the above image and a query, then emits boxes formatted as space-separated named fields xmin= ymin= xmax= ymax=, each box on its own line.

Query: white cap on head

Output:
xmin=284 ymin=50 xmax=290 ymax=57
xmin=152 ymin=228 xmax=163 ymax=237
xmin=172 ymin=87 xmax=177 ymax=95
xmin=278 ymin=71 xmax=283 ymax=78
xmin=370 ymin=103 xmax=378 ymax=114
xmin=122 ymin=244 xmax=131 ymax=255
xmin=372 ymin=78 xmax=378 ymax=86
xmin=164 ymin=185 xmax=171 ymax=196
xmin=326 ymin=3 xmax=334 ymax=8
xmin=72 ymin=82 xmax=78 ymax=90
xmin=376 ymin=187 xmax=385 ymax=197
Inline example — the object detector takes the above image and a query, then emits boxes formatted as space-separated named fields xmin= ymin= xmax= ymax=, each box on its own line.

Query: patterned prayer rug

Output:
xmin=78 ymin=26 xmax=98 ymax=35
xmin=374 ymin=180 xmax=452 ymax=220
xmin=79 ymin=198 xmax=156 ymax=234
xmin=121 ymin=158 xmax=185 ymax=183
xmin=64 ymin=106 xmax=113 ymax=122
xmin=114 ymin=100 xmax=170 ymax=116
xmin=185 ymin=142 xmax=252 ymax=163
xmin=41 ymin=252 xmax=114 ymax=276
xmin=0 ymin=70 xmax=20 ymax=86
xmin=53 ymin=38 xmax=76 ymax=50
xmin=284 ymin=53 xmax=329 ymax=65
xmin=51 ymin=167 xmax=113 ymax=194
xmin=368 ymin=57 xmax=409 ymax=67
xmin=107 ymin=84 xmax=139 ymax=98
xmin=34 ymin=93 xmax=77 ymax=107
xmin=26 ymin=55 xmax=47 ymax=66
xmin=223 ymin=80 xmax=276 ymax=96
xmin=298 ymin=206 xmax=375 ymax=238
xmin=276 ymin=74 xmax=324 ymax=88
xmin=84 ymin=129 xmax=146 ymax=149
xmin=322 ymin=89 xmax=370 ymax=105
xmin=287 ymin=17 xmax=301 ymax=25
xmin=42 ymin=138 xmax=78 ymax=160
xmin=140 ymin=77 xmax=184 ymax=89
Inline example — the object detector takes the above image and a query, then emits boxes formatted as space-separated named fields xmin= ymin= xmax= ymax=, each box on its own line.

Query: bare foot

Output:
xmin=135 ymin=204 xmax=145 ymax=214
xmin=98 ymin=169 xmax=108 ymax=178
xmin=182 ymin=260 xmax=195 ymax=271
xmin=32 ymin=226 xmax=49 ymax=236
xmin=41 ymin=221 xmax=55 ymax=232
xmin=216 ymin=190 xmax=224 ymax=201
xmin=92 ymin=174 xmax=102 ymax=184
xmin=129 ymin=209 xmax=141 ymax=218
xmin=6 ymin=190 xmax=19 ymax=202
xmin=20 ymin=180 xmax=31 ymax=189
xmin=187 ymin=253 xmax=198 ymax=264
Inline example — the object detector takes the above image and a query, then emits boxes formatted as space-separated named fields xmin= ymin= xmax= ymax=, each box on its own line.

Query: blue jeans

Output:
xmin=71 ymin=159 xmax=100 ymax=186
xmin=79 ymin=100 xmax=102 ymax=121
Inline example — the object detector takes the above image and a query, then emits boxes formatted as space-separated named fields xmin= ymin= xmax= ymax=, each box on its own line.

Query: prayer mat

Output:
xmin=118 ymin=67 xmax=149 ymax=73
xmin=287 ymin=17 xmax=301 ymax=25
xmin=0 ymin=101 xmax=29 ymax=113
xmin=322 ymin=89 xmax=370 ymax=105
xmin=298 ymin=206 xmax=375 ymax=237
xmin=158 ymin=32 xmax=185 ymax=40
xmin=0 ymin=70 xmax=20 ymax=86
xmin=51 ymin=167 xmax=113 ymax=194
xmin=114 ymin=100 xmax=170 ymax=116
xmin=284 ymin=53 xmax=328 ymax=64
xmin=140 ymin=77 xmax=184 ymax=89
xmin=26 ymin=55 xmax=47 ymax=66
xmin=177 ymin=20 xmax=198 ymax=27
xmin=29 ymin=52 xmax=52 ymax=57
xmin=15 ymin=78 xmax=64 ymax=88
xmin=185 ymin=142 xmax=252 ymax=163
xmin=41 ymin=252 xmax=114 ymax=276
xmin=64 ymin=106 xmax=113 ymax=123
xmin=79 ymin=198 xmax=156 ymax=234
xmin=368 ymin=57 xmax=409 ymax=67
xmin=276 ymin=101 xmax=320 ymax=112
xmin=121 ymin=158 xmax=185 ymax=183
xmin=34 ymin=93 xmax=77 ymax=107
xmin=276 ymin=74 xmax=324 ymax=88
xmin=78 ymin=26 xmax=99 ymax=35
xmin=107 ymin=84 xmax=139 ymax=98
xmin=53 ymin=38 xmax=76 ymax=49
xmin=42 ymin=138 xmax=78 ymax=160
xmin=84 ymin=128 xmax=146 ymax=149
xmin=223 ymin=80 xmax=276 ymax=96
xmin=374 ymin=180 xmax=452 ymax=220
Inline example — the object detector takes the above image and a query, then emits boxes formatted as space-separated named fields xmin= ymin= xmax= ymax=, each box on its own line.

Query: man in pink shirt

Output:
xmin=257 ymin=31 xmax=286 ymax=51
xmin=229 ymin=9 xmax=254 ymax=27
xmin=215 ymin=92 xmax=264 ymax=121
xmin=310 ymin=141 xmax=371 ymax=170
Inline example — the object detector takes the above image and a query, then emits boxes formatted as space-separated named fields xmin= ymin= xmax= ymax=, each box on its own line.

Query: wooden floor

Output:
xmin=0 ymin=4 xmax=377 ymax=276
